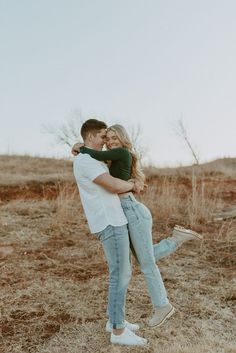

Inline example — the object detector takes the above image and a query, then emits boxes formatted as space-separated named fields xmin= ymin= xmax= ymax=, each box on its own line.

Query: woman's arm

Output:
xmin=80 ymin=147 xmax=128 ymax=161
xmin=71 ymin=142 xmax=84 ymax=156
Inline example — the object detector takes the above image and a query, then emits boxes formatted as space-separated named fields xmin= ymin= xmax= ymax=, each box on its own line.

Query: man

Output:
xmin=73 ymin=119 xmax=147 ymax=346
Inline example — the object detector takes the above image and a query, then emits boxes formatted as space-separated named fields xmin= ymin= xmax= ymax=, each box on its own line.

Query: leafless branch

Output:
xmin=127 ymin=123 xmax=149 ymax=164
xmin=175 ymin=119 xmax=200 ymax=165
xmin=42 ymin=111 xmax=84 ymax=148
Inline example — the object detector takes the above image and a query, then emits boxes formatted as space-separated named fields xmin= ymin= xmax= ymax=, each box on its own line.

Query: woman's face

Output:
xmin=106 ymin=130 xmax=123 ymax=149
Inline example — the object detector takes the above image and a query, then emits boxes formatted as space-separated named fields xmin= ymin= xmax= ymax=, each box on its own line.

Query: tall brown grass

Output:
xmin=52 ymin=182 xmax=79 ymax=225
xmin=140 ymin=172 xmax=222 ymax=230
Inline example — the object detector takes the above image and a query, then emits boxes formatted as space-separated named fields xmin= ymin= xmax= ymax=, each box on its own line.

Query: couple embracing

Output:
xmin=72 ymin=118 xmax=202 ymax=346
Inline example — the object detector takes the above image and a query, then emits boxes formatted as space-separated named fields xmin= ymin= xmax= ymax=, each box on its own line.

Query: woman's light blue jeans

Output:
xmin=120 ymin=194 xmax=177 ymax=308
xmin=95 ymin=224 xmax=131 ymax=329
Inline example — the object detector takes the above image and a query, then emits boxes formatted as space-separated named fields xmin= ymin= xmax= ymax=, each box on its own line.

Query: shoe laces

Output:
xmin=175 ymin=225 xmax=186 ymax=230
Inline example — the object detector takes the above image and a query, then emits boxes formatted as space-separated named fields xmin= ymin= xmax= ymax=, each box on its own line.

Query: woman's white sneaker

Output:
xmin=106 ymin=320 xmax=139 ymax=333
xmin=148 ymin=303 xmax=175 ymax=327
xmin=172 ymin=225 xmax=203 ymax=246
xmin=111 ymin=327 xmax=147 ymax=346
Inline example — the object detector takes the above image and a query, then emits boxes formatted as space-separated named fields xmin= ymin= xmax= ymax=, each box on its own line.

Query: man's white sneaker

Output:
xmin=106 ymin=319 xmax=139 ymax=333
xmin=172 ymin=225 xmax=203 ymax=247
xmin=110 ymin=327 xmax=147 ymax=346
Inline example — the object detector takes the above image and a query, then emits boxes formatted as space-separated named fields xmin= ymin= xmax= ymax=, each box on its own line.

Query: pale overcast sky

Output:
xmin=0 ymin=0 xmax=235 ymax=166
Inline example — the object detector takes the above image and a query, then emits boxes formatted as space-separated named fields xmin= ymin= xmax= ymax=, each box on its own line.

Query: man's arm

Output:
xmin=94 ymin=173 xmax=135 ymax=194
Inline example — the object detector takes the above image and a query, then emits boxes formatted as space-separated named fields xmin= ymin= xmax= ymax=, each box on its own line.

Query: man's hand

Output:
xmin=71 ymin=142 xmax=84 ymax=156
xmin=128 ymin=179 xmax=145 ymax=194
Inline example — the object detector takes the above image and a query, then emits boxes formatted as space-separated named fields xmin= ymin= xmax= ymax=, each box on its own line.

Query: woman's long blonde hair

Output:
xmin=107 ymin=124 xmax=146 ymax=182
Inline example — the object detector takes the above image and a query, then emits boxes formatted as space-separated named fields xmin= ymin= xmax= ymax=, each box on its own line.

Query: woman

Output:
xmin=72 ymin=124 xmax=202 ymax=327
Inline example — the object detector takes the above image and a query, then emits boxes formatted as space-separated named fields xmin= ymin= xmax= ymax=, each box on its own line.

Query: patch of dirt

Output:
xmin=0 ymin=181 xmax=77 ymax=202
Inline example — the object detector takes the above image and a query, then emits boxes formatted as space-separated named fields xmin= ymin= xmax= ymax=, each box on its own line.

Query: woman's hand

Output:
xmin=71 ymin=142 xmax=84 ymax=156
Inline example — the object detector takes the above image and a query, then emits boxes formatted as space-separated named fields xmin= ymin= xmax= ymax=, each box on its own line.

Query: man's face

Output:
xmin=89 ymin=129 xmax=107 ymax=150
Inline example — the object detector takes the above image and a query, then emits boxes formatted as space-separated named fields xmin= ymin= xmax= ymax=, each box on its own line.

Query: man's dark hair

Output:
xmin=81 ymin=119 xmax=107 ymax=140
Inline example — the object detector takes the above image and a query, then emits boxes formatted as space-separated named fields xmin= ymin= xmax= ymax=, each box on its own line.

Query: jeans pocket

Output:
xmin=135 ymin=203 xmax=152 ymax=221
xmin=95 ymin=225 xmax=115 ymax=243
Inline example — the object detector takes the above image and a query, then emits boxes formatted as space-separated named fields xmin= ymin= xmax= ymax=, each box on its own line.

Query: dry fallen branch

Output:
xmin=213 ymin=208 xmax=236 ymax=221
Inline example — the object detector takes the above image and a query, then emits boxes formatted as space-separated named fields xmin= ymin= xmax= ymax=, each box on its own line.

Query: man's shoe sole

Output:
xmin=148 ymin=306 xmax=175 ymax=327
xmin=111 ymin=339 xmax=147 ymax=346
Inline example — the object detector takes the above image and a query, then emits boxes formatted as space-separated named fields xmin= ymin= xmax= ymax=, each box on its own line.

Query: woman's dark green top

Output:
xmin=80 ymin=147 xmax=132 ymax=181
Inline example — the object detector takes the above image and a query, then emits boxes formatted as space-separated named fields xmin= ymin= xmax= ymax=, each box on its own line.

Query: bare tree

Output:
xmin=42 ymin=110 xmax=84 ymax=148
xmin=175 ymin=119 xmax=200 ymax=165
xmin=43 ymin=112 xmax=148 ymax=163
xmin=127 ymin=123 xmax=149 ymax=164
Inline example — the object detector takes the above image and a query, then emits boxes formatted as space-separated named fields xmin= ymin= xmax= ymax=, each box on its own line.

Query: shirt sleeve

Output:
xmin=81 ymin=155 xmax=109 ymax=181
xmin=80 ymin=147 xmax=128 ymax=161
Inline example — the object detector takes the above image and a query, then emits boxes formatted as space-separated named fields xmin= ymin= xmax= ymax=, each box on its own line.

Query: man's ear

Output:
xmin=86 ymin=132 xmax=93 ymax=142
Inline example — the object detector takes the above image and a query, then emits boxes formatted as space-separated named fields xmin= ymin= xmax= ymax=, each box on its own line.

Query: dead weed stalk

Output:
xmin=51 ymin=182 xmax=79 ymax=225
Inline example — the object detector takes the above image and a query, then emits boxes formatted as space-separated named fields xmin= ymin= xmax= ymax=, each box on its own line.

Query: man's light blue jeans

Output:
xmin=95 ymin=224 xmax=131 ymax=329
xmin=120 ymin=194 xmax=177 ymax=308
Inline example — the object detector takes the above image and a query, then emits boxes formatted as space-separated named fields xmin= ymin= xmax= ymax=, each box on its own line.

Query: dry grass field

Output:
xmin=0 ymin=155 xmax=235 ymax=353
